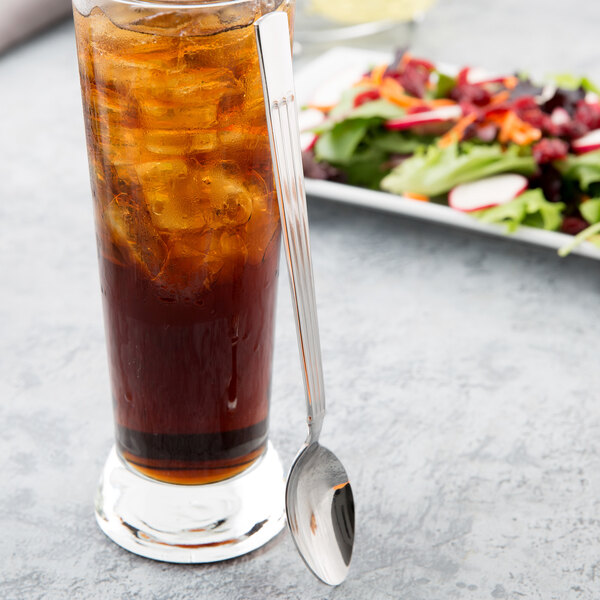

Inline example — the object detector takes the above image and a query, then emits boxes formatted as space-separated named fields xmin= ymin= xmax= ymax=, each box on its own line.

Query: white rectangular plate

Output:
xmin=295 ymin=47 xmax=600 ymax=261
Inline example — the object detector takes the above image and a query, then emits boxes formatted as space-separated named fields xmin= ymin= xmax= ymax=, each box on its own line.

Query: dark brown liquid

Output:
xmin=102 ymin=245 xmax=280 ymax=484
xmin=74 ymin=5 xmax=287 ymax=484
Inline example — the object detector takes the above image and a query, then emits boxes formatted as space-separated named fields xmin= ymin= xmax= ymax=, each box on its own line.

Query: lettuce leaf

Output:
xmin=315 ymin=120 xmax=371 ymax=163
xmin=347 ymin=99 xmax=406 ymax=121
xmin=558 ymin=222 xmax=600 ymax=256
xmin=314 ymin=94 xmax=407 ymax=163
xmin=580 ymin=198 xmax=600 ymax=224
xmin=433 ymin=71 xmax=457 ymax=99
xmin=549 ymin=73 xmax=600 ymax=94
xmin=312 ymin=96 xmax=412 ymax=188
xmin=341 ymin=148 xmax=390 ymax=188
xmin=370 ymin=130 xmax=434 ymax=154
xmin=314 ymin=89 xmax=406 ymax=134
xmin=474 ymin=189 xmax=564 ymax=232
xmin=381 ymin=143 xmax=536 ymax=197
xmin=555 ymin=150 xmax=600 ymax=191
xmin=314 ymin=121 xmax=388 ymax=188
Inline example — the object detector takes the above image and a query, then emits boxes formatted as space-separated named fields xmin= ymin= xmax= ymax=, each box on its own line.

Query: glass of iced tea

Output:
xmin=73 ymin=0 xmax=294 ymax=562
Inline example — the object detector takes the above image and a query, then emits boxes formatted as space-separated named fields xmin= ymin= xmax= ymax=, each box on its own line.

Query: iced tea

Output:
xmin=74 ymin=1 xmax=292 ymax=484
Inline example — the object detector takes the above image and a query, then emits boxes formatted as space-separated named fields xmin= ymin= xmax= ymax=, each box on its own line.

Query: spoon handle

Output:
xmin=255 ymin=13 xmax=326 ymax=439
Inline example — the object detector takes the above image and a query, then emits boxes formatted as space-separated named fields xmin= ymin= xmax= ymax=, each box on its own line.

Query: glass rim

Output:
xmin=104 ymin=0 xmax=262 ymax=8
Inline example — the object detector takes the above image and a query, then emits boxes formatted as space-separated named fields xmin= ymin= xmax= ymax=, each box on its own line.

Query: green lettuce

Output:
xmin=558 ymin=222 xmax=600 ymax=256
xmin=313 ymin=121 xmax=388 ymax=188
xmin=559 ymin=198 xmax=600 ymax=256
xmin=345 ymin=99 xmax=406 ymax=121
xmin=580 ymin=198 xmax=600 ymax=224
xmin=555 ymin=150 xmax=600 ymax=191
xmin=549 ymin=73 xmax=600 ymax=94
xmin=314 ymin=89 xmax=405 ymax=133
xmin=474 ymin=189 xmax=564 ymax=232
xmin=381 ymin=143 xmax=536 ymax=197
xmin=370 ymin=130 xmax=434 ymax=154
xmin=313 ymin=91 xmax=406 ymax=163
xmin=315 ymin=120 xmax=371 ymax=164
xmin=312 ymin=93 xmax=419 ymax=188
xmin=433 ymin=71 xmax=457 ymax=99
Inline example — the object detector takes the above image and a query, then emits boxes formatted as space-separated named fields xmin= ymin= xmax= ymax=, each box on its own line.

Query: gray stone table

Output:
xmin=2 ymin=1 xmax=600 ymax=598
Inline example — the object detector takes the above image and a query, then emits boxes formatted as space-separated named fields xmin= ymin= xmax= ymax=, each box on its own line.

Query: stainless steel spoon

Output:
xmin=255 ymin=12 xmax=355 ymax=586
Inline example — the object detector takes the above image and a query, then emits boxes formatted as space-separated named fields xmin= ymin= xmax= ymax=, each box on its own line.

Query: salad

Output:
xmin=301 ymin=50 xmax=600 ymax=255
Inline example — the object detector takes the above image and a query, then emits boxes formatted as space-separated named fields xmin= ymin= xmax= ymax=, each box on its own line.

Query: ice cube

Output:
xmin=134 ymin=159 xmax=209 ymax=232
xmin=136 ymin=66 xmax=240 ymax=137
xmin=84 ymin=16 xmax=174 ymax=91
xmin=94 ymin=57 xmax=168 ymax=96
xmin=139 ymin=102 xmax=218 ymax=130
xmin=205 ymin=168 xmax=253 ymax=227
xmin=155 ymin=231 xmax=224 ymax=291
xmin=135 ymin=158 xmax=188 ymax=181
xmin=216 ymin=127 xmax=270 ymax=174
xmin=189 ymin=131 xmax=218 ymax=153
xmin=219 ymin=231 xmax=248 ymax=260
xmin=215 ymin=230 xmax=248 ymax=284
xmin=103 ymin=194 xmax=167 ymax=277
xmin=245 ymin=196 xmax=280 ymax=265
xmin=131 ymin=67 xmax=241 ymax=118
xmin=143 ymin=131 xmax=191 ymax=156
xmin=104 ymin=128 xmax=140 ymax=168
xmin=124 ymin=9 xmax=197 ymax=36
xmin=86 ymin=7 xmax=176 ymax=59
xmin=174 ymin=6 xmax=256 ymax=50
xmin=158 ymin=226 xmax=252 ymax=290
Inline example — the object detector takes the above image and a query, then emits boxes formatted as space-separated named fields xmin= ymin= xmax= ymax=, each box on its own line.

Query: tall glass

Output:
xmin=73 ymin=0 xmax=294 ymax=562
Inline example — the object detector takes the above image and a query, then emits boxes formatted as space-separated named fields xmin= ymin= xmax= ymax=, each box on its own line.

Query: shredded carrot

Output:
xmin=498 ymin=112 xmax=517 ymax=143
xmin=306 ymin=103 xmax=336 ymax=113
xmin=486 ymin=111 xmax=509 ymax=125
xmin=498 ymin=111 xmax=541 ymax=145
xmin=427 ymin=98 xmax=457 ymax=108
xmin=379 ymin=77 xmax=423 ymax=108
xmin=503 ymin=76 xmax=519 ymax=89
xmin=398 ymin=50 xmax=412 ymax=68
xmin=370 ymin=64 xmax=388 ymax=86
xmin=511 ymin=127 xmax=542 ymax=145
xmin=399 ymin=50 xmax=412 ymax=69
xmin=404 ymin=192 xmax=430 ymax=202
xmin=489 ymin=90 xmax=511 ymax=105
xmin=438 ymin=113 xmax=478 ymax=147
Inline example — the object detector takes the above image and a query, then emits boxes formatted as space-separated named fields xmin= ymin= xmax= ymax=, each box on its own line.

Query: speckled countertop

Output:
xmin=2 ymin=1 xmax=600 ymax=598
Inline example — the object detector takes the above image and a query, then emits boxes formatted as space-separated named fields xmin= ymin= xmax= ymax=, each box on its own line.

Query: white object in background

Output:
xmin=0 ymin=0 xmax=71 ymax=54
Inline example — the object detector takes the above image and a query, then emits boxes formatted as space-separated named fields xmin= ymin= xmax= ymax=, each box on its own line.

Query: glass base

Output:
xmin=95 ymin=442 xmax=285 ymax=563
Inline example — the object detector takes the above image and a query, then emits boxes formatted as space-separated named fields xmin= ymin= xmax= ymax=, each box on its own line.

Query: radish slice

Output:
xmin=572 ymin=129 xmax=600 ymax=154
xmin=386 ymin=105 xmax=462 ymax=131
xmin=537 ymin=83 xmax=557 ymax=105
xmin=466 ymin=67 xmax=505 ymax=85
xmin=550 ymin=107 xmax=570 ymax=126
xmin=309 ymin=67 xmax=367 ymax=108
xmin=448 ymin=174 xmax=528 ymax=213
xmin=302 ymin=135 xmax=318 ymax=152
xmin=298 ymin=108 xmax=325 ymax=152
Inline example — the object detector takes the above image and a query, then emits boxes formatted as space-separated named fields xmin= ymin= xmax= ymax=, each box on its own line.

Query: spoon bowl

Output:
xmin=286 ymin=443 xmax=354 ymax=585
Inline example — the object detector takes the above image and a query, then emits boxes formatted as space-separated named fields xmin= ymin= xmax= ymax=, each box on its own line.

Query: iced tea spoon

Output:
xmin=255 ymin=13 xmax=355 ymax=586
